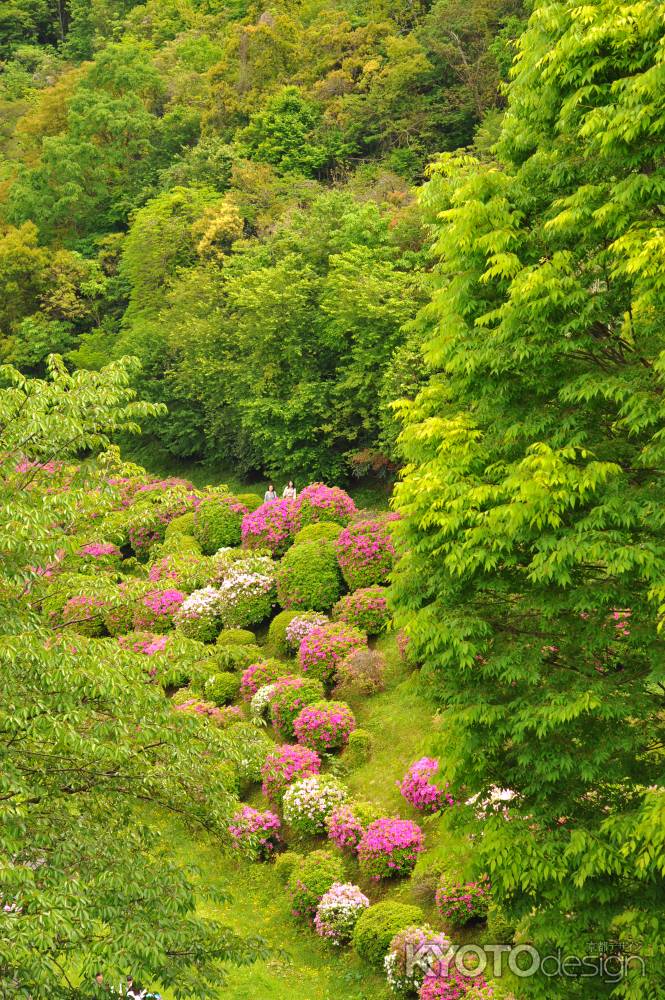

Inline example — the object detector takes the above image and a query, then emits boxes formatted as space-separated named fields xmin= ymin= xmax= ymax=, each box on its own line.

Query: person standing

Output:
xmin=282 ymin=480 xmax=296 ymax=500
xmin=126 ymin=976 xmax=146 ymax=999
xmin=264 ymin=483 xmax=277 ymax=502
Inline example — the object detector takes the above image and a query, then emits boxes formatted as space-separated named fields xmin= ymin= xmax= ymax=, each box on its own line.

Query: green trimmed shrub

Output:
xmin=293 ymin=522 xmax=342 ymax=546
xmin=193 ymin=496 xmax=248 ymax=554
xmin=276 ymin=540 xmax=342 ymax=612
xmin=352 ymin=901 xmax=424 ymax=967
xmin=209 ymin=643 xmax=263 ymax=673
xmin=158 ymin=533 xmax=202 ymax=556
xmin=204 ymin=671 xmax=241 ymax=705
xmin=287 ymin=850 xmax=345 ymax=921
xmin=164 ymin=512 xmax=196 ymax=538
xmin=267 ymin=609 xmax=300 ymax=654
xmin=332 ymin=586 xmax=391 ymax=635
xmin=274 ymin=851 xmax=303 ymax=884
xmin=236 ymin=492 xmax=264 ymax=512
xmin=342 ymin=728 xmax=373 ymax=768
xmin=217 ymin=628 xmax=256 ymax=647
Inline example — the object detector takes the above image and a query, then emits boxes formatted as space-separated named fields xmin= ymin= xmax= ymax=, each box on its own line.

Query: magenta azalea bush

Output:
xmin=268 ymin=675 xmax=325 ymax=740
xmin=173 ymin=697 xmax=242 ymax=729
xmin=282 ymin=774 xmax=349 ymax=835
xmin=285 ymin=612 xmax=329 ymax=651
xmin=357 ymin=818 xmax=424 ymax=880
xmin=293 ymin=700 xmax=356 ymax=753
xmin=118 ymin=631 xmax=169 ymax=656
xmin=229 ymin=805 xmax=281 ymax=860
xmin=314 ymin=882 xmax=369 ymax=944
xmin=333 ymin=585 xmax=391 ymax=635
xmin=435 ymin=875 xmax=490 ymax=926
xmin=133 ymin=588 xmax=185 ymax=633
xmin=261 ymin=743 xmax=321 ymax=801
xmin=240 ymin=659 xmax=289 ymax=701
xmin=385 ymin=925 xmax=452 ymax=996
xmin=77 ymin=541 xmax=121 ymax=566
xmin=419 ymin=968 xmax=494 ymax=1000
xmin=61 ymin=594 xmax=106 ymax=636
xmin=399 ymin=758 xmax=455 ymax=814
xmin=298 ymin=621 xmax=368 ymax=686
xmin=335 ymin=519 xmax=396 ymax=590
xmin=242 ymin=499 xmax=296 ymax=555
xmin=325 ymin=803 xmax=367 ymax=851
xmin=294 ymin=483 xmax=356 ymax=528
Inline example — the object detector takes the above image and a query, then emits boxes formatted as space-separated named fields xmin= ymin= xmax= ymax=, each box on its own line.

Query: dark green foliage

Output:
xmin=276 ymin=540 xmax=342 ymax=612
xmin=352 ymin=901 xmax=423 ymax=967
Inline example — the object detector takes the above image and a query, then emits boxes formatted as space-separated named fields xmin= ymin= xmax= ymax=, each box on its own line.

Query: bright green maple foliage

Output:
xmin=393 ymin=2 xmax=665 ymax=997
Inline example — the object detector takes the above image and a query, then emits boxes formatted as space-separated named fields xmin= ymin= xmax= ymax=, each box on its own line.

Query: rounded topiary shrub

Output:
xmin=236 ymin=492 xmax=264 ymax=512
xmin=352 ymin=901 xmax=424 ymax=968
xmin=164 ymin=512 xmax=196 ymax=539
xmin=240 ymin=658 xmax=290 ymax=700
xmin=334 ymin=649 xmax=386 ymax=698
xmin=209 ymin=643 xmax=262 ymax=673
xmin=385 ymin=925 xmax=452 ymax=996
xmin=284 ymin=612 xmax=329 ymax=652
xmin=173 ymin=587 xmax=222 ymax=643
xmin=204 ymin=671 xmax=241 ymax=705
xmin=298 ymin=621 xmax=368 ymax=686
xmin=293 ymin=483 xmax=356 ymax=529
xmin=335 ymin=519 xmax=397 ymax=590
xmin=261 ymin=743 xmax=321 ymax=802
xmin=314 ymin=883 xmax=370 ymax=945
xmin=132 ymin=588 xmax=186 ymax=633
xmin=268 ymin=675 xmax=325 ymax=740
xmin=193 ymin=496 xmax=248 ymax=554
xmin=242 ymin=499 xmax=296 ymax=556
xmin=435 ymin=873 xmax=491 ymax=926
xmin=332 ymin=585 xmax=391 ymax=635
xmin=157 ymin=533 xmax=202 ymax=557
xmin=325 ymin=800 xmax=380 ymax=851
xmin=357 ymin=818 xmax=425 ymax=880
xmin=217 ymin=627 xmax=256 ymax=647
xmin=287 ymin=850 xmax=345 ymax=921
xmin=293 ymin=521 xmax=343 ymax=546
xmin=147 ymin=551 xmax=210 ymax=591
xmin=274 ymin=850 xmax=302 ymax=884
xmin=282 ymin=774 xmax=349 ymax=836
xmin=293 ymin=700 xmax=356 ymax=753
xmin=342 ymin=728 xmax=374 ymax=768
xmin=276 ymin=540 xmax=342 ymax=612
xmin=217 ymin=565 xmax=275 ymax=629
xmin=267 ymin=609 xmax=300 ymax=655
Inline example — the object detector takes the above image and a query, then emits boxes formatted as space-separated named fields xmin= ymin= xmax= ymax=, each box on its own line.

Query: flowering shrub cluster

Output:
xmin=435 ymin=875 xmax=490 ymax=926
xmin=118 ymin=631 xmax=169 ymax=656
xmin=299 ymin=621 xmax=368 ymax=686
xmin=275 ymin=539 xmax=342 ymax=612
xmin=385 ymin=925 xmax=452 ymax=996
xmin=294 ymin=483 xmax=356 ymax=528
xmin=148 ymin=552 xmax=210 ymax=591
xmin=283 ymin=774 xmax=349 ymax=835
xmin=288 ymin=850 xmax=344 ymax=921
xmin=293 ymin=700 xmax=356 ymax=753
xmin=399 ymin=758 xmax=455 ymax=814
xmin=285 ymin=612 xmax=328 ymax=650
xmin=173 ymin=587 xmax=222 ymax=642
xmin=240 ymin=659 xmax=289 ymax=700
xmin=213 ymin=549 xmax=274 ymax=584
xmin=61 ymin=594 xmax=106 ymax=636
xmin=250 ymin=682 xmax=278 ymax=719
xmin=314 ymin=882 xmax=369 ymax=944
xmin=334 ymin=648 xmax=386 ymax=697
xmin=229 ymin=805 xmax=281 ymax=860
xmin=193 ymin=496 xmax=248 ymax=553
xmin=133 ymin=588 xmax=186 ymax=633
xmin=216 ymin=565 xmax=275 ymax=628
xmin=357 ymin=818 xmax=424 ymax=880
xmin=78 ymin=542 xmax=121 ymax=565
xmin=173 ymin=697 xmax=242 ymax=729
xmin=242 ymin=499 xmax=296 ymax=555
xmin=261 ymin=744 xmax=321 ymax=801
xmin=268 ymin=676 xmax=325 ymax=740
xmin=333 ymin=585 xmax=390 ymax=635
xmin=335 ymin=519 xmax=396 ymax=590
xmin=325 ymin=803 xmax=373 ymax=851
xmin=418 ymin=968 xmax=494 ymax=1000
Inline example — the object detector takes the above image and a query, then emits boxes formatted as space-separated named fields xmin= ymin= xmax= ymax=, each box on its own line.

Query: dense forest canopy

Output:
xmin=0 ymin=0 xmax=524 ymax=480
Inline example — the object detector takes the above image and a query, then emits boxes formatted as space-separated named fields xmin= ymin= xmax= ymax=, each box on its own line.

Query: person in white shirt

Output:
xmin=282 ymin=480 xmax=297 ymax=500
xmin=264 ymin=483 xmax=277 ymax=502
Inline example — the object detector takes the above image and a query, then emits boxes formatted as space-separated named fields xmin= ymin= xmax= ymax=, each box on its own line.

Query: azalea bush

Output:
xmin=418 ymin=968 xmax=494 ymax=1000
xmin=77 ymin=541 xmax=121 ymax=568
xmin=268 ymin=675 xmax=325 ymax=740
xmin=353 ymin=901 xmax=425 ymax=968
xmin=333 ymin=585 xmax=391 ymax=635
xmin=282 ymin=774 xmax=349 ymax=835
xmin=294 ymin=483 xmax=356 ymax=528
xmin=228 ymin=805 xmax=281 ymax=861
xmin=399 ymin=758 xmax=455 ymax=814
xmin=173 ymin=587 xmax=223 ymax=642
xmin=299 ymin=621 xmax=367 ymax=686
xmin=285 ymin=612 xmax=329 ymax=651
xmin=261 ymin=743 xmax=321 ymax=802
xmin=240 ymin=658 xmax=289 ymax=701
xmin=335 ymin=519 xmax=396 ymax=590
xmin=357 ymin=818 xmax=424 ymax=880
xmin=172 ymin=696 xmax=242 ymax=729
xmin=216 ymin=565 xmax=275 ymax=629
xmin=61 ymin=594 xmax=106 ymax=636
xmin=385 ymin=925 xmax=451 ymax=996
xmin=118 ymin=630 xmax=169 ymax=656
xmin=334 ymin=648 xmax=386 ymax=698
xmin=287 ymin=850 xmax=345 ymax=921
xmin=325 ymin=801 xmax=378 ymax=852
xmin=276 ymin=539 xmax=342 ymax=612
xmin=267 ymin=609 xmax=300 ymax=654
xmin=203 ymin=671 xmax=240 ymax=706
xmin=133 ymin=588 xmax=186 ymax=633
xmin=435 ymin=875 xmax=490 ymax=926
xmin=250 ymin=682 xmax=279 ymax=720
xmin=147 ymin=551 xmax=211 ymax=592
xmin=193 ymin=495 xmax=248 ymax=554
xmin=293 ymin=700 xmax=356 ymax=753
xmin=242 ymin=499 xmax=295 ymax=556
xmin=314 ymin=882 xmax=369 ymax=944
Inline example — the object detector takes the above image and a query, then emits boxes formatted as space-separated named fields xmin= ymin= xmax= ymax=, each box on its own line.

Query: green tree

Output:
xmin=392 ymin=2 xmax=665 ymax=997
